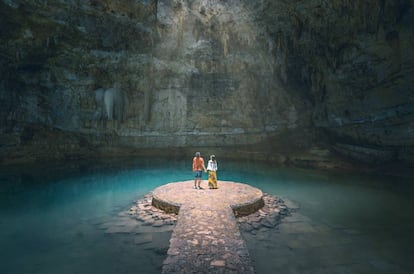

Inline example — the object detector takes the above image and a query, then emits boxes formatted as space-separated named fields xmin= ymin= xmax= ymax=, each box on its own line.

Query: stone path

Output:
xmin=151 ymin=180 xmax=264 ymax=274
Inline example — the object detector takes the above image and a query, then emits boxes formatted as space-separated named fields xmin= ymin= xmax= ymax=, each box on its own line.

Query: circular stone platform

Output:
xmin=151 ymin=180 xmax=264 ymax=217
xmin=152 ymin=181 xmax=264 ymax=273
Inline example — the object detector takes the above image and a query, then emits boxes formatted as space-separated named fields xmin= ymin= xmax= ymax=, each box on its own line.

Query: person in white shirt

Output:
xmin=207 ymin=155 xmax=218 ymax=189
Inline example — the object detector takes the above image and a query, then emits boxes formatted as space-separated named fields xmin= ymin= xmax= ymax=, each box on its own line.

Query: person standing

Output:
xmin=207 ymin=155 xmax=218 ymax=189
xmin=192 ymin=152 xmax=206 ymax=189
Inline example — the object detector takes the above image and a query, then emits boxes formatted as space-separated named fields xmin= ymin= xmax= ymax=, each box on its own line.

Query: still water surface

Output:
xmin=0 ymin=158 xmax=413 ymax=274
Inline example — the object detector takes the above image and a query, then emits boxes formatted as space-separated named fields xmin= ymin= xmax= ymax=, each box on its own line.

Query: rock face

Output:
xmin=260 ymin=0 xmax=414 ymax=164
xmin=0 ymin=0 xmax=413 ymax=168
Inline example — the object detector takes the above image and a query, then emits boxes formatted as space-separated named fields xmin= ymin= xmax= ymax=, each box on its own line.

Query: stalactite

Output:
xmin=177 ymin=13 xmax=184 ymax=48
xmin=222 ymin=29 xmax=229 ymax=57
xmin=193 ymin=20 xmax=201 ymax=42
xmin=149 ymin=0 xmax=158 ymax=21
xmin=292 ymin=12 xmax=303 ymax=48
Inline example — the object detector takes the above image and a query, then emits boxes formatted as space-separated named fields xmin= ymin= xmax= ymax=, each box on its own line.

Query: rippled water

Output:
xmin=0 ymin=158 xmax=413 ymax=274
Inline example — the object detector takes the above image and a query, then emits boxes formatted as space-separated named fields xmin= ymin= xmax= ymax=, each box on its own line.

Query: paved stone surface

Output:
xmin=151 ymin=180 xmax=264 ymax=274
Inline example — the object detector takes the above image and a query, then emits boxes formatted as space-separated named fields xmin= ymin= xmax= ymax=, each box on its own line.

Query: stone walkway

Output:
xmin=151 ymin=180 xmax=264 ymax=274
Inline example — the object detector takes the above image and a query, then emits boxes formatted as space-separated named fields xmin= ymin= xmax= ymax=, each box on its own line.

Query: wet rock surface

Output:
xmin=129 ymin=194 xmax=178 ymax=231
xmin=237 ymin=194 xmax=292 ymax=234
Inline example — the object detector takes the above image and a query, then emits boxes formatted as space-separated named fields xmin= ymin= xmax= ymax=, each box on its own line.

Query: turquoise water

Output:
xmin=0 ymin=158 xmax=413 ymax=274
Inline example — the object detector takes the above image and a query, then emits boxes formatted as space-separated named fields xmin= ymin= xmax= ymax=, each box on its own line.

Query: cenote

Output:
xmin=1 ymin=158 xmax=413 ymax=274
xmin=2 ymin=0 xmax=414 ymax=273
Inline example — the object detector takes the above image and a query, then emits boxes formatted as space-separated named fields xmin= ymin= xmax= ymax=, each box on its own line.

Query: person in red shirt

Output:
xmin=192 ymin=152 xmax=207 ymax=189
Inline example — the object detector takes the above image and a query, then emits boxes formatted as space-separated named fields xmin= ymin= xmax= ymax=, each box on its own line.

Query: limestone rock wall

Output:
xmin=258 ymin=0 xmax=414 ymax=164
xmin=0 ymin=0 xmax=413 ymax=167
